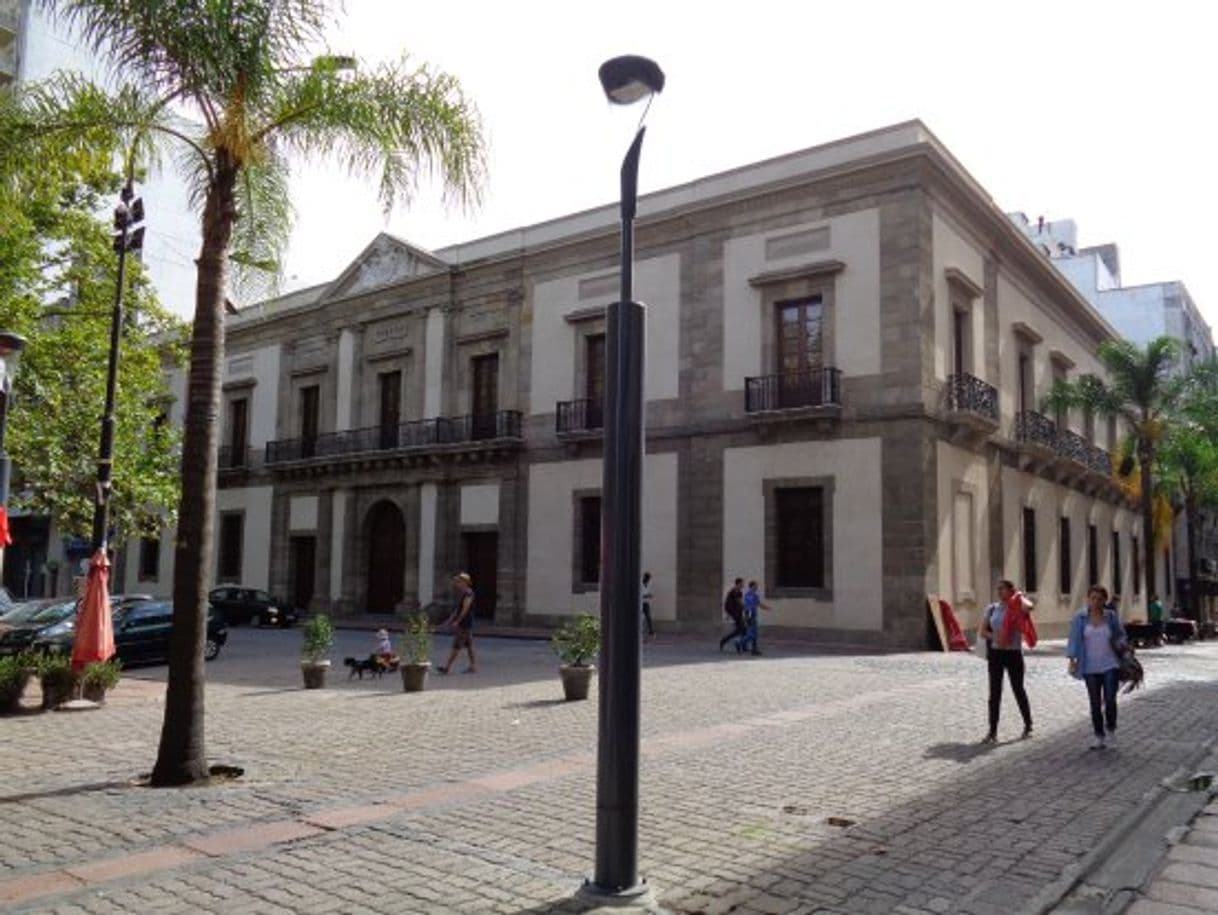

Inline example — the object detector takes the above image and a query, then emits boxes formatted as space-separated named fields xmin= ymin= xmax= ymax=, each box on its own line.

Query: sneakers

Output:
xmin=1091 ymin=734 xmax=1106 ymax=750
xmin=1106 ymin=730 xmax=1116 ymax=747
xmin=1021 ymin=725 xmax=1034 ymax=740
xmin=981 ymin=732 xmax=998 ymax=745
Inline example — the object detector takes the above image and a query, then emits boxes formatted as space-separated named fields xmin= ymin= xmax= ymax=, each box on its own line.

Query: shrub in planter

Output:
xmin=38 ymin=653 xmax=76 ymax=709
xmin=300 ymin=613 xmax=334 ymax=689
xmin=552 ymin=613 xmax=600 ymax=701
xmin=399 ymin=612 xmax=432 ymax=693
xmin=80 ymin=659 xmax=122 ymax=703
xmin=0 ymin=653 xmax=35 ymax=714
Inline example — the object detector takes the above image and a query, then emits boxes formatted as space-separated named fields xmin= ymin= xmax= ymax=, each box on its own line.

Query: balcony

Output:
xmin=265 ymin=410 xmax=523 ymax=469
xmin=745 ymin=368 xmax=843 ymax=416
xmin=1055 ymin=428 xmax=1090 ymax=468
xmin=1086 ymin=443 xmax=1113 ymax=478
xmin=945 ymin=373 xmax=998 ymax=432
xmin=1014 ymin=410 xmax=1057 ymax=460
xmin=556 ymin=399 xmax=604 ymax=437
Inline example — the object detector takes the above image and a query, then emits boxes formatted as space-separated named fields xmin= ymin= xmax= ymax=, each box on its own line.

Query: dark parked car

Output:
xmin=208 ymin=586 xmax=296 ymax=627
xmin=0 ymin=600 xmax=78 ymax=656
xmin=33 ymin=600 xmax=228 ymax=663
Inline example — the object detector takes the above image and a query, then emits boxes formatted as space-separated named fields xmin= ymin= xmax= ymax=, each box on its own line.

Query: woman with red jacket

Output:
xmin=978 ymin=578 xmax=1035 ymax=744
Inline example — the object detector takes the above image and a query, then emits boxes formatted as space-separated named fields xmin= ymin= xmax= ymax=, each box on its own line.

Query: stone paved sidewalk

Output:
xmin=1 ymin=636 xmax=1217 ymax=914
xmin=1126 ymin=796 xmax=1218 ymax=915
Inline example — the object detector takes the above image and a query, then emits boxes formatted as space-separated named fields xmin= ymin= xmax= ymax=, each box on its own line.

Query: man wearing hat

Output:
xmin=438 ymin=572 xmax=477 ymax=674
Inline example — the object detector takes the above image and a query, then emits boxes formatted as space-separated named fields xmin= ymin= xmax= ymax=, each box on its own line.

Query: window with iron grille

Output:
xmin=578 ymin=496 xmax=601 ymax=586
xmin=218 ymin=512 xmax=244 ymax=582
xmin=138 ymin=537 xmax=160 ymax=581
xmin=775 ymin=487 xmax=826 ymax=589
xmin=1112 ymin=531 xmax=1121 ymax=596
xmin=1088 ymin=524 xmax=1099 ymax=586
xmin=1059 ymin=517 xmax=1071 ymax=595
xmin=1023 ymin=507 xmax=1037 ymax=593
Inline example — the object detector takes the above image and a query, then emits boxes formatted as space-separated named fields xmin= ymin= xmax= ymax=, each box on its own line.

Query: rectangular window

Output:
xmin=776 ymin=297 xmax=824 ymax=376
xmin=138 ymin=537 xmax=160 ymax=581
xmin=1022 ymin=507 xmax=1037 ymax=593
xmin=1165 ymin=547 xmax=1172 ymax=595
xmin=471 ymin=353 xmax=500 ymax=440
xmin=578 ymin=496 xmax=601 ymax=585
xmin=1133 ymin=535 xmax=1141 ymax=595
xmin=1018 ymin=351 xmax=1033 ymax=414
xmin=952 ymin=308 xmax=969 ymax=377
xmin=299 ymin=384 xmax=320 ymax=456
xmin=228 ymin=397 xmax=248 ymax=460
xmin=1088 ymin=524 xmax=1099 ymax=586
xmin=1059 ymin=517 xmax=1072 ymax=595
xmin=218 ymin=512 xmax=244 ymax=582
xmin=775 ymin=487 xmax=826 ymax=589
xmin=1112 ymin=530 xmax=1121 ymax=596
xmin=378 ymin=370 xmax=401 ymax=448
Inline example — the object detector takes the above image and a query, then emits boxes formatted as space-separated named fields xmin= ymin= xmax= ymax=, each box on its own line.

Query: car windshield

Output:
xmin=1 ymin=602 xmax=55 ymax=625
xmin=29 ymin=601 xmax=78 ymax=625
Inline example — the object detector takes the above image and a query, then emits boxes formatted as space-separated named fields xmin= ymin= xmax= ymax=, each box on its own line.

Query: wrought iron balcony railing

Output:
xmin=217 ymin=446 xmax=262 ymax=472
xmin=1087 ymin=443 xmax=1113 ymax=477
xmin=556 ymin=399 xmax=604 ymax=435
xmin=1015 ymin=410 xmax=1057 ymax=450
xmin=265 ymin=410 xmax=523 ymax=465
xmin=1055 ymin=428 xmax=1091 ymax=466
xmin=946 ymin=373 xmax=999 ymax=423
xmin=745 ymin=367 xmax=843 ymax=413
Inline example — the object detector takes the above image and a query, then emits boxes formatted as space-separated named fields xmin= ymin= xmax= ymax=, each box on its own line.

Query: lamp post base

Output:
xmin=575 ymin=878 xmax=657 ymax=910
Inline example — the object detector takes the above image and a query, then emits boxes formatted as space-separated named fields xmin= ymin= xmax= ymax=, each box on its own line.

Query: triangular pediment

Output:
xmin=321 ymin=233 xmax=448 ymax=301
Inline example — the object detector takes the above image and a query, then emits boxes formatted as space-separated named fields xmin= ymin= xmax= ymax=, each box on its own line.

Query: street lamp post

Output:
xmin=581 ymin=54 xmax=664 ymax=906
xmin=91 ymin=180 xmax=145 ymax=552
xmin=0 ymin=332 xmax=29 ymax=579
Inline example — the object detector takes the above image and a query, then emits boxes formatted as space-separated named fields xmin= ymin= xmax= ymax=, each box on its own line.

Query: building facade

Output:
xmin=128 ymin=121 xmax=1146 ymax=645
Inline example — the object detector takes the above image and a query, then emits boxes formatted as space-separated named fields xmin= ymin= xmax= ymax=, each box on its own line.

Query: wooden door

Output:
xmin=775 ymin=296 xmax=823 ymax=407
xmin=585 ymin=334 xmax=605 ymax=429
xmin=471 ymin=354 xmax=499 ymax=439
xmin=365 ymin=501 xmax=405 ymax=613
xmin=229 ymin=398 xmax=248 ymax=467
xmin=378 ymin=371 xmax=401 ymax=448
xmin=300 ymin=385 xmax=320 ymax=457
xmin=290 ymin=536 xmax=317 ymax=612
xmin=462 ymin=531 xmax=498 ymax=619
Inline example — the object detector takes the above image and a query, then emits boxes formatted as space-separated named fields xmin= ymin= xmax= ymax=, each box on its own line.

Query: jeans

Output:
xmin=988 ymin=648 xmax=1032 ymax=734
xmin=720 ymin=614 xmax=745 ymax=650
xmin=1084 ymin=668 xmax=1119 ymax=737
xmin=641 ymin=603 xmax=655 ymax=637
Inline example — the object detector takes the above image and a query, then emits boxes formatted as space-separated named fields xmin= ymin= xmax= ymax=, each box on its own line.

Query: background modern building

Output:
xmin=124 ymin=120 xmax=1146 ymax=646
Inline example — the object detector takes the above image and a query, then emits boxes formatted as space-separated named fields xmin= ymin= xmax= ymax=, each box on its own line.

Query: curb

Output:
xmin=1021 ymin=735 xmax=1218 ymax=915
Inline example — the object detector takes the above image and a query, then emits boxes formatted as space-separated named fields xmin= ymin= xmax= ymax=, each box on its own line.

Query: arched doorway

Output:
xmin=365 ymin=500 xmax=406 ymax=613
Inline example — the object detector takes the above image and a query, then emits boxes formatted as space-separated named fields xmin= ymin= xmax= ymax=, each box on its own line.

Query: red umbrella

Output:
xmin=71 ymin=549 xmax=115 ymax=673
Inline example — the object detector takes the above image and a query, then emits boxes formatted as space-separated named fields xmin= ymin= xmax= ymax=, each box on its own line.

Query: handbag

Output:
xmin=1110 ymin=615 xmax=1144 ymax=692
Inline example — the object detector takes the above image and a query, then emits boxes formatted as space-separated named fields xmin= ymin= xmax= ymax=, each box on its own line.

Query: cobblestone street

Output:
xmin=1 ymin=631 xmax=1216 ymax=914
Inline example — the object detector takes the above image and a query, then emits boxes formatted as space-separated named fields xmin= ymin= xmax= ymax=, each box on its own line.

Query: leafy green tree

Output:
xmin=0 ymin=124 xmax=184 ymax=550
xmin=1157 ymin=426 xmax=1218 ymax=620
xmin=5 ymin=0 xmax=485 ymax=785
xmin=1047 ymin=337 xmax=1183 ymax=599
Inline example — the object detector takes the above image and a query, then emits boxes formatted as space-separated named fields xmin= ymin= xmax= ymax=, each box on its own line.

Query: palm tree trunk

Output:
xmin=1186 ymin=497 xmax=1200 ymax=621
xmin=151 ymin=164 xmax=237 ymax=787
xmin=1140 ymin=443 xmax=1156 ymax=607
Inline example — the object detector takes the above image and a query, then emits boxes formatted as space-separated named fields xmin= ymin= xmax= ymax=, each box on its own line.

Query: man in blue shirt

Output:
xmin=738 ymin=581 xmax=770 ymax=656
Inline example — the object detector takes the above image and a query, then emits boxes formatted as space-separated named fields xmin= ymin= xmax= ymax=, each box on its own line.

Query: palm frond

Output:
xmin=264 ymin=56 xmax=487 ymax=213
xmin=228 ymin=150 xmax=292 ymax=299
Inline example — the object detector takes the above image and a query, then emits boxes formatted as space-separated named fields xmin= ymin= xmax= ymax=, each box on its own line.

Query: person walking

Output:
xmin=719 ymin=578 xmax=745 ymax=652
xmin=641 ymin=571 xmax=655 ymax=641
xmin=979 ymin=578 xmax=1034 ymax=743
xmin=738 ymin=580 xmax=770 ymax=655
xmin=1066 ymin=585 xmax=1128 ymax=750
xmin=1148 ymin=593 xmax=1164 ymax=644
xmin=438 ymin=572 xmax=477 ymax=674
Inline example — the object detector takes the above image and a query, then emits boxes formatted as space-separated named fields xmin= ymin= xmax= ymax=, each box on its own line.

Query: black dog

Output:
xmin=344 ymin=655 xmax=386 ymax=679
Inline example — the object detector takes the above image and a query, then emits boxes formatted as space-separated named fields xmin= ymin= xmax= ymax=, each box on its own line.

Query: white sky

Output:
xmin=280 ymin=0 xmax=1218 ymax=329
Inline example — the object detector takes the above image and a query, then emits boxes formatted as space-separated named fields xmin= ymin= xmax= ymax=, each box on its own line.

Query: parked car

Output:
xmin=0 ymin=598 xmax=66 ymax=634
xmin=33 ymin=600 xmax=229 ymax=663
xmin=0 ymin=601 xmax=79 ymax=656
xmin=208 ymin=586 xmax=296 ymax=627
xmin=0 ymin=594 xmax=156 ymax=656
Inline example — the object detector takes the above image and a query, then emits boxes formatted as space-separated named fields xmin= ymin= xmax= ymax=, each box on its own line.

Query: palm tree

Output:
xmin=1158 ymin=426 xmax=1218 ymax=621
xmin=1047 ymin=336 xmax=1183 ymax=603
xmin=9 ymin=0 xmax=485 ymax=785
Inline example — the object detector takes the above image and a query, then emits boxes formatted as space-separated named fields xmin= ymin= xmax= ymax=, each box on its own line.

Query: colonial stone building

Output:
xmin=125 ymin=120 xmax=1146 ymax=646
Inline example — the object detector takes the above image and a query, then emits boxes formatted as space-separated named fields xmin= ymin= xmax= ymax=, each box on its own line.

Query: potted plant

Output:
xmin=552 ymin=613 xmax=600 ymax=701
xmin=38 ymin=653 xmax=76 ymax=709
xmin=0 ymin=653 xmax=34 ymax=715
xmin=300 ymin=613 xmax=334 ymax=689
xmin=399 ymin=612 xmax=432 ymax=692
xmin=80 ymin=659 xmax=122 ymax=703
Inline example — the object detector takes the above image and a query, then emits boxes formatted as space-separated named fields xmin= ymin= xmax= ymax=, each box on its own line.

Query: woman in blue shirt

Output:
xmin=1065 ymin=585 xmax=1127 ymax=750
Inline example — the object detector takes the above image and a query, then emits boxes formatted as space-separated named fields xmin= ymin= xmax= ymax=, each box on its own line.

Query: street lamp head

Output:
xmin=0 ymin=332 xmax=27 ymax=390
xmin=598 ymin=55 xmax=664 ymax=105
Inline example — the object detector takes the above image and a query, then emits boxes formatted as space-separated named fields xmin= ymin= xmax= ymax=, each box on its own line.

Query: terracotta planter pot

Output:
xmin=82 ymin=683 xmax=107 ymax=704
xmin=301 ymin=660 xmax=330 ymax=689
xmin=559 ymin=664 xmax=595 ymax=701
xmin=400 ymin=662 xmax=430 ymax=693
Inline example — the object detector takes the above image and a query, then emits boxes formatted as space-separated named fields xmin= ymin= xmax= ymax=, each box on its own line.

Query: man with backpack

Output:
xmin=719 ymin=578 xmax=746 ymax=653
